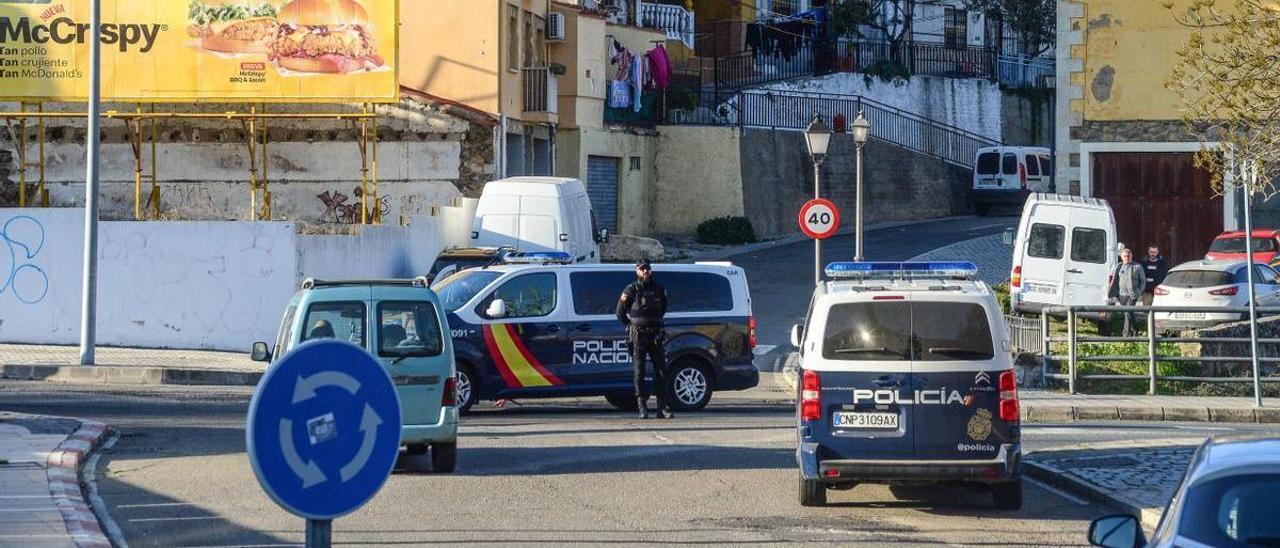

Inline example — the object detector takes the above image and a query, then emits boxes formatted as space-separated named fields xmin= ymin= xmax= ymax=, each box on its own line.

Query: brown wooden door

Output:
xmin=1091 ymin=152 xmax=1223 ymax=265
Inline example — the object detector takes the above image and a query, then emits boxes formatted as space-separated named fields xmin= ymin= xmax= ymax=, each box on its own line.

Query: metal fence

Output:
xmin=835 ymin=40 xmax=997 ymax=80
xmin=996 ymin=55 xmax=1055 ymax=90
xmin=1039 ymin=305 xmax=1280 ymax=402
xmin=1006 ymin=314 xmax=1043 ymax=355
xmin=715 ymin=45 xmax=818 ymax=91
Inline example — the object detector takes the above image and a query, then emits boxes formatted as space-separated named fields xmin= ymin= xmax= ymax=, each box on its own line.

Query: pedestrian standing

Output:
xmin=616 ymin=259 xmax=673 ymax=419
xmin=1140 ymin=245 xmax=1170 ymax=306
xmin=1110 ymin=248 xmax=1148 ymax=336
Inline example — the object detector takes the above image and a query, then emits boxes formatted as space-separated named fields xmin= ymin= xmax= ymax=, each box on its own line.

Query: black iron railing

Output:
xmin=835 ymin=40 xmax=997 ymax=80
xmin=665 ymin=89 xmax=998 ymax=168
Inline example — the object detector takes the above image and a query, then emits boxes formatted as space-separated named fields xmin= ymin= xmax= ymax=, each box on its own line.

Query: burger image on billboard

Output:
xmin=188 ymin=0 xmax=281 ymax=55
xmin=271 ymin=0 xmax=386 ymax=74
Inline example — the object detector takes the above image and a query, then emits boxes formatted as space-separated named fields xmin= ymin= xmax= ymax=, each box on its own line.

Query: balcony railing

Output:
xmin=835 ymin=40 xmax=997 ymax=80
xmin=638 ymin=1 xmax=695 ymax=49
xmin=997 ymin=54 xmax=1055 ymax=90
xmin=523 ymin=66 xmax=558 ymax=115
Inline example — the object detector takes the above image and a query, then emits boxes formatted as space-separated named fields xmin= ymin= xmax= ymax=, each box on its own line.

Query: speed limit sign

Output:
xmin=799 ymin=199 xmax=841 ymax=240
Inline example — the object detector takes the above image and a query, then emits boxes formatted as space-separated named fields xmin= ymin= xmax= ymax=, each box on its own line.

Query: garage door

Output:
xmin=1092 ymin=152 xmax=1222 ymax=265
xmin=587 ymin=156 xmax=621 ymax=232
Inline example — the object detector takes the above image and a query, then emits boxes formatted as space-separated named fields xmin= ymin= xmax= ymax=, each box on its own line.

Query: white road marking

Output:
xmin=86 ymin=433 xmax=128 ymax=548
xmin=753 ymin=345 xmax=778 ymax=356
xmin=127 ymin=516 xmax=222 ymax=523
xmin=1025 ymin=477 xmax=1090 ymax=506
xmin=116 ymin=502 xmax=198 ymax=509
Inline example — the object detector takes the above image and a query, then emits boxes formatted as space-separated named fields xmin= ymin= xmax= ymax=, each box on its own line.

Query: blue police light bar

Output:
xmin=825 ymin=261 xmax=979 ymax=280
xmin=503 ymin=251 xmax=574 ymax=265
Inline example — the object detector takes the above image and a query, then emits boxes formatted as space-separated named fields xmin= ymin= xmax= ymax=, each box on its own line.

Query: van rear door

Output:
xmin=373 ymin=288 xmax=450 ymax=428
xmin=1018 ymin=205 xmax=1070 ymax=307
xmin=974 ymin=151 xmax=1002 ymax=190
xmin=1063 ymin=207 xmax=1114 ymax=307
xmin=519 ymin=197 xmax=561 ymax=252
xmin=808 ymin=298 xmax=915 ymax=460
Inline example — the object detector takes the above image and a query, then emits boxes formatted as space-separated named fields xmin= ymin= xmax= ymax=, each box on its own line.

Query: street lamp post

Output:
xmin=851 ymin=111 xmax=871 ymax=262
xmin=79 ymin=0 xmax=102 ymax=366
xmin=805 ymin=113 xmax=832 ymax=286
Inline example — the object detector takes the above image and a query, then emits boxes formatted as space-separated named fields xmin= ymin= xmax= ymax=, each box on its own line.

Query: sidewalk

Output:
xmin=0 ymin=344 xmax=261 ymax=386
xmin=0 ymin=412 xmax=111 ymax=548
xmin=1025 ymin=438 xmax=1200 ymax=531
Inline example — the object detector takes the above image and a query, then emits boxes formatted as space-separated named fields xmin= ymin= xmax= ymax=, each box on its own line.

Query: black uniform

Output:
xmin=616 ymin=272 xmax=671 ymax=418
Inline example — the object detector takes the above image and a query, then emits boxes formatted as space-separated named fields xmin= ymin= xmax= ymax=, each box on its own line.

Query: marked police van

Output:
xmin=431 ymin=252 xmax=759 ymax=412
xmin=792 ymin=262 xmax=1023 ymax=509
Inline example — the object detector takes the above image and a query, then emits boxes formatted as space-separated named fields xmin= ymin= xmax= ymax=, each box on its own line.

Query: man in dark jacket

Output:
xmin=616 ymin=259 xmax=673 ymax=419
xmin=1140 ymin=245 xmax=1170 ymax=306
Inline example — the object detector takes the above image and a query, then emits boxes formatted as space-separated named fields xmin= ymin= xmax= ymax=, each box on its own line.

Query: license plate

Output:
xmin=1025 ymin=283 xmax=1059 ymax=296
xmin=1172 ymin=312 xmax=1205 ymax=319
xmin=833 ymin=412 xmax=899 ymax=429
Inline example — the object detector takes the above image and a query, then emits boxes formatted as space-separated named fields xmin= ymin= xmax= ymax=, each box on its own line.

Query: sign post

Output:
xmin=800 ymin=198 xmax=841 ymax=284
xmin=247 ymin=339 xmax=402 ymax=548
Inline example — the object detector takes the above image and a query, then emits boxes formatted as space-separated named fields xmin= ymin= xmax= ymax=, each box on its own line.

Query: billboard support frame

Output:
xmin=1 ymin=103 xmax=383 ymax=224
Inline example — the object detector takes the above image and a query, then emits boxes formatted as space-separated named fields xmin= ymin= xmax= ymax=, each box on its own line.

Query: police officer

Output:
xmin=616 ymin=259 xmax=673 ymax=419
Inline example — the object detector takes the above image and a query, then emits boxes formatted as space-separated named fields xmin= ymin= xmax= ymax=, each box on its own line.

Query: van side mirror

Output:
xmin=486 ymin=299 xmax=508 ymax=319
xmin=250 ymin=342 xmax=272 ymax=363
xmin=790 ymin=324 xmax=804 ymax=348
xmin=1088 ymin=515 xmax=1143 ymax=548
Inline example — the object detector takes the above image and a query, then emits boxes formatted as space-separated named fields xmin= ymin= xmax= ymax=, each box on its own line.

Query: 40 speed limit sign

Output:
xmin=799 ymin=199 xmax=841 ymax=240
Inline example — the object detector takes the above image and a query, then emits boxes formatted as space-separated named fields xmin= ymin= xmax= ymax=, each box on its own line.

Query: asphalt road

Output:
xmin=5 ymin=382 xmax=1279 ymax=547
xmin=730 ymin=216 xmax=1018 ymax=359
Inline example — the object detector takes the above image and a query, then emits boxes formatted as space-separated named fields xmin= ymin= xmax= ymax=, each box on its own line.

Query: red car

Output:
xmin=1205 ymin=229 xmax=1280 ymax=264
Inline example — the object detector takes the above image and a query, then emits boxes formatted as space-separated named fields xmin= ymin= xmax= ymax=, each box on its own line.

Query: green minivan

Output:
xmin=251 ymin=278 xmax=460 ymax=473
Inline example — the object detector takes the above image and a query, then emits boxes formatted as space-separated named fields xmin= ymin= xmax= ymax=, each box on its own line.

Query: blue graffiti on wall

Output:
xmin=1 ymin=215 xmax=49 ymax=304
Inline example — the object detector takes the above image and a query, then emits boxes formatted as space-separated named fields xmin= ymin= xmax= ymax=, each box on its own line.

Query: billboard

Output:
xmin=0 ymin=0 xmax=398 ymax=103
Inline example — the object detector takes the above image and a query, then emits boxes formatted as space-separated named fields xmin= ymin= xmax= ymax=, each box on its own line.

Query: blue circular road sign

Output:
xmin=247 ymin=339 xmax=402 ymax=520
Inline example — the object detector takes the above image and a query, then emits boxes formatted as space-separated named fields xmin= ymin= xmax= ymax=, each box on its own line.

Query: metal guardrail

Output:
xmin=1038 ymin=305 xmax=1280 ymax=401
xmin=1006 ymin=314 xmax=1043 ymax=355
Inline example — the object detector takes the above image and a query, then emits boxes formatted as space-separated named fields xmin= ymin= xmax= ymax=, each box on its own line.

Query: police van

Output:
xmin=431 ymin=252 xmax=759 ymax=412
xmin=792 ymin=262 xmax=1022 ymax=509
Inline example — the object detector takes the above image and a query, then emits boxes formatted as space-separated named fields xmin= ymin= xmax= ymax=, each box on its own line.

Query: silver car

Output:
xmin=1088 ymin=435 xmax=1280 ymax=548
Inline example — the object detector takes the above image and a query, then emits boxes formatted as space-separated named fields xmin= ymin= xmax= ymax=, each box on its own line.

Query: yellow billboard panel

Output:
xmin=0 ymin=0 xmax=398 ymax=103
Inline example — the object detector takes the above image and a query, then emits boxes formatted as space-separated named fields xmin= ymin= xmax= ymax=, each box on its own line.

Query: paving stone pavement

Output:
xmin=1026 ymin=438 xmax=1202 ymax=529
xmin=0 ymin=344 xmax=256 ymax=371
xmin=909 ymin=233 xmax=1012 ymax=287
xmin=0 ymin=413 xmax=111 ymax=548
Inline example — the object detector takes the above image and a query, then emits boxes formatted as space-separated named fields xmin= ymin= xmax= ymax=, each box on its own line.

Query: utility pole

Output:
xmin=79 ymin=0 xmax=102 ymax=366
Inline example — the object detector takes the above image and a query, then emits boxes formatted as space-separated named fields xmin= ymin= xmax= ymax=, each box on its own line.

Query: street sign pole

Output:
xmin=1244 ymin=161 xmax=1263 ymax=408
xmin=306 ymin=519 xmax=332 ymax=548
xmin=814 ymin=161 xmax=822 ymax=286
xmin=79 ymin=0 xmax=102 ymax=366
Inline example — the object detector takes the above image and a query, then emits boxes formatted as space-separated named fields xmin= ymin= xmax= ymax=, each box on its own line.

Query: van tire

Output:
xmin=992 ymin=478 xmax=1023 ymax=510
xmin=456 ymin=364 xmax=479 ymax=415
xmin=667 ymin=360 xmax=713 ymax=411
xmin=605 ymin=395 xmax=639 ymax=411
xmin=799 ymin=473 xmax=827 ymax=507
xmin=405 ymin=443 xmax=429 ymax=456
xmin=431 ymin=442 xmax=457 ymax=473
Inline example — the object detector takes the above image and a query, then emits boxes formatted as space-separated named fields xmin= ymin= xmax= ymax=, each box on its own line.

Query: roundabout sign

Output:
xmin=247 ymin=339 xmax=401 ymax=545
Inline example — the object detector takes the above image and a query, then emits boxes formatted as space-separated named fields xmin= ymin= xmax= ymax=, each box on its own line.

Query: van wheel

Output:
xmin=667 ymin=360 xmax=712 ymax=411
xmin=605 ymin=395 xmax=639 ymax=411
xmin=431 ymin=442 xmax=457 ymax=474
xmin=992 ymin=478 xmax=1023 ymax=510
xmin=799 ymin=472 xmax=827 ymax=507
xmin=456 ymin=365 xmax=479 ymax=414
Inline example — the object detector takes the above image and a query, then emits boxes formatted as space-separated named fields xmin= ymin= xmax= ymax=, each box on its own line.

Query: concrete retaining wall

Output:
xmin=653 ymin=126 xmax=745 ymax=234
xmin=0 ymin=208 xmax=451 ymax=351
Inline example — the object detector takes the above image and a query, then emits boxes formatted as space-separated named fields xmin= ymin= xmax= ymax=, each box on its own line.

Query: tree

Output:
xmin=831 ymin=0 xmax=916 ymax=48
xmin=1165 ymin=0 xmax=1280 ymax=198
xmin=962 ymin=0 xmax=1055 ymax=57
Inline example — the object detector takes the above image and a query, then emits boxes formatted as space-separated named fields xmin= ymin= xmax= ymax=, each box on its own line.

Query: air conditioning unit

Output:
xmin=548 ymin=12 xmax=566 ymax=41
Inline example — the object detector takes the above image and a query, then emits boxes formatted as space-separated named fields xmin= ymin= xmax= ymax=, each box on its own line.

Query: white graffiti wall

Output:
xmin=0 ymin=208 xmax=452 ymax=351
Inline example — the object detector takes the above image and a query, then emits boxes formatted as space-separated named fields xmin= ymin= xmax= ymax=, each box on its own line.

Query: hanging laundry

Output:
xmin=647 ymin=45 xmax=671 ymax=89
xmin=611 ymin=39 xmax=634 ymax=81
xmin=631 ymin=55 xmax=644 ymax=112
xmin=608 ymin=80 xmax=632 ymax=109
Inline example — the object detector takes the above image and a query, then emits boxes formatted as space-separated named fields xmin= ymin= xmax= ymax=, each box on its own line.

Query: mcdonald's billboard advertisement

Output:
xmin=0 ymin=0 xmax=398 ymax=103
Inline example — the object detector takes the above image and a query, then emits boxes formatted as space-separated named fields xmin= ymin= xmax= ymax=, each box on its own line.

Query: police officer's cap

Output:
xmin=635 ymin=259 xmax=652 ymax=269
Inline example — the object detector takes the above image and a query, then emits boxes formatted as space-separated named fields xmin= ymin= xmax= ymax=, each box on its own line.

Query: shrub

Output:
xmin=696 ymin=216 xmax=758 ymax=245
xmin=992 ymin=282 xmax=1011 ymax=314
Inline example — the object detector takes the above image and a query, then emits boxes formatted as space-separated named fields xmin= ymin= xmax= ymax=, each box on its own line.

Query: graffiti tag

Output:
xmin=1 ymin=215 xmax=49 ymax=304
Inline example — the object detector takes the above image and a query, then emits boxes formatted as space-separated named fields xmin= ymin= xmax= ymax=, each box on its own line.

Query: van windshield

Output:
xmin=433 ymin=270 xmax=503 ymax=312
xmin=976 ymin=153 xmax=1000 ymax=175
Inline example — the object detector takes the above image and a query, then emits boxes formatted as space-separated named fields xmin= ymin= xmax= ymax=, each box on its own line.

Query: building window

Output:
xmin=945 ymin=7 xmax=968 ymax=49
xmin=507 ymin=4 xmax=520 ymax=72
xmin=629 ymin=156 xmax=641 ymax=171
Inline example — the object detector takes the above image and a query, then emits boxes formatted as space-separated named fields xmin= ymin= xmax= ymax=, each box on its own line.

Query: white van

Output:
xmin=973 ymin=146 xmax=1053 ymax=215
xmin=471 ymin=177 xmax=607 ymax=263
xmin=1009 ymin=193 xmax=1118 ymax=314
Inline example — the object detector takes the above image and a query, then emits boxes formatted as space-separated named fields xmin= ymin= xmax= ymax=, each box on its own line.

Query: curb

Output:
xmin=1021 ymin=404 xmax=1280 ymax=424
xmin=45 ymin=417 xmax=113 ymax=548
xmin=1024 ymin=458 xmax=1163 ymax=531
xmin=2 ymin=364 xmax=262 ymax=387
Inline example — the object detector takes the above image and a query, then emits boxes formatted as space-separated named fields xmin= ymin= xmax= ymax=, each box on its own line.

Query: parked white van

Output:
xmin=471 ymin=177 xmax=607 ymax=264
xmin=973 ymin=146 xmax=1053 ymax=215
xmin=1009 ymin=193 xmax=1118 ymax=315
